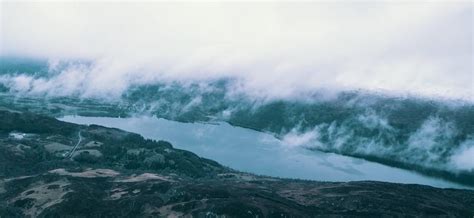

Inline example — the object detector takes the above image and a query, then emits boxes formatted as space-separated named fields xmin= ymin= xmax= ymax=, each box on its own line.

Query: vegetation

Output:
xmin=1 ymin=109 xmax=474 ymax=217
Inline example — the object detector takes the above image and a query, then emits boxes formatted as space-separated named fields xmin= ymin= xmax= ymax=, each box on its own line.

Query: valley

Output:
xmin=1 ymin=109 xmax=474 ymax=217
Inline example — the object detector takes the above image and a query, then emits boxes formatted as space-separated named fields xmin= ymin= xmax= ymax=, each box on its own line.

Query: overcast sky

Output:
xmin=0 ymin=1 xmax=472 ymax=101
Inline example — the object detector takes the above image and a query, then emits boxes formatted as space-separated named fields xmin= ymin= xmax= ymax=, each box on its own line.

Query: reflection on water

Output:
xmin=60 ymin=115 xmax=469 ymax=189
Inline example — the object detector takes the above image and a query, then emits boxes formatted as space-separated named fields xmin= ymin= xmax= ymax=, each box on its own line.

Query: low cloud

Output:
xmin=450 ymin=138 xmax=474 ymax=172
xmin=0 ymin=2 xmax=472 ymax=101
xmin=281 ymin=126 xmax=322 ymax=149
xmin=280 ymin=112 xmax=474 ymax=173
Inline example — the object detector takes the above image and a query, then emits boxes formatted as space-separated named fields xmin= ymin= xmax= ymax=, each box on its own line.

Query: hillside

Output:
xmin=1 ymin=110 xmax=473 ymax=217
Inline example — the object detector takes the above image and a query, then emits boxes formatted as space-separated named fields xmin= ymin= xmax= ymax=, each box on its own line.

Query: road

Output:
xmin=66 ymin=131 xmax=83 ymax=159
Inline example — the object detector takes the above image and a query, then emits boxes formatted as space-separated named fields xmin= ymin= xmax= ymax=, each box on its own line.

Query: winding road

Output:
xmin=66 ymin=131 xmax=83 ymax=159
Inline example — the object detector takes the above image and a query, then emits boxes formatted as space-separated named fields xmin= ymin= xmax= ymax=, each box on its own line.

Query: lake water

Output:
xmin=60 ymin=115 xmax=469 ymax=189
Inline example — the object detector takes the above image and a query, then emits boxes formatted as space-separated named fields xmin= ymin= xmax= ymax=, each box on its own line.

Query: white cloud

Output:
xmin=450 ymin=138 xmax=474 ymax=171
xmin=404 ymin=116 xmax=457 ymax=166
xmin=281 ymin=128 xmax=321 ymax=148
xmin=0 ymin=2 xmax=472 ymax=101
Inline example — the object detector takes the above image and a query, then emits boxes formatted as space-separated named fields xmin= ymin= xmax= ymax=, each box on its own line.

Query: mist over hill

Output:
xmin=1 ymin=2 xmax=473 ymax=216
xmin=0 ymin=58 xmax=473 ymax=187
xmin=1 ymin=109 xmax=473 ymax=217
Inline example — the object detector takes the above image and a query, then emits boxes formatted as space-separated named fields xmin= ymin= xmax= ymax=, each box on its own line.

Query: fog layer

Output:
xmin=1 ymin=2 xmax=472 ymax=101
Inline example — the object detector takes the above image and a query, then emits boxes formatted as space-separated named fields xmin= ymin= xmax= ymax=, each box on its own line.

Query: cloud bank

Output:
xmin=1 ymin=2 xmax=473 ymax=101
xmin=280 ymin=112 xmax=474 ymax=172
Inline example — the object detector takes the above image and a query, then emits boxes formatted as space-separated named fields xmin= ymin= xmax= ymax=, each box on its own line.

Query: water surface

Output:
xmin=60 ymin=116 xmax=469 ymax=189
